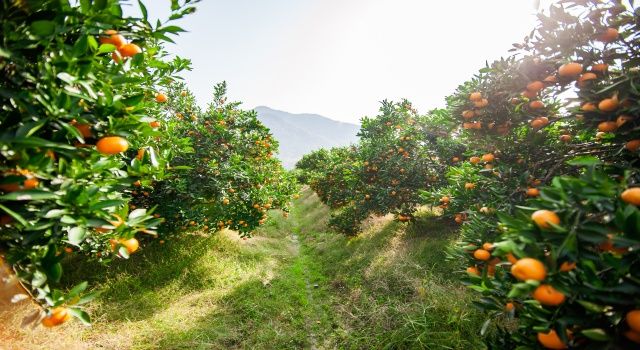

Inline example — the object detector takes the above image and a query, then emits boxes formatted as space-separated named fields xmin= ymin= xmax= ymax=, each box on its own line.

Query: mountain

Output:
xmin=254 ymin=106 xmax=360 ymax=169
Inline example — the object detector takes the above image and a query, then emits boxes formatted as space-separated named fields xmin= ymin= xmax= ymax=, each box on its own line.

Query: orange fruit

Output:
xmin=505 ymin=302 xmax=514 ymax=312
xmin=155 ymin=93 xmax=168 ymax=103
xmin=474 ymin=98 xmax=489 ymax=108
xmin=482 ymin=153 xmax=495 ymax=162
xmin=596 ymin=27 xmax=618 ymax=43
xmin=543 ymin=75 xmax=558 ymax=84
xmin=41 ymin=307 xmax=72 ymax=327
xmin=526 ymin=81 xmax=544 ymax=93
xmin=577 ymin=72 xmax=597 ymax=84
xmin=533 ymin=284 xmax=566 ymax=306
xmin=149 ymin=121 xmax=161 ymax=128
xmin=526 ymin=188 xmax=540 ymax=197
xmin=452 ymin=157 xmax=460 ymax=162
xmin=462 ymin=110 xmax=475 ymax=119
xmin=628 ymin=310 xmax=640 ymax=333
xmin=469 ymin=156 xmax=481 ymax=164
xmin=599 ymin=97 xmax=619 ymax=112
xmin=597 ymin=121 xmax=618 ymax=132
xmin=617 ymin=115 xmax=633 ymax=127
xmin=440 ymin=196 xmax=450 ymax=203
xmin=464 ymin=182 xmax=476 ymax=190
xmin=118 ymin=43 xmax=141 ymax=57
xmin=511 ymin=257 xmax=546 ymax=281
xmin=559 ymin=134 xmax=572 ymax=143
xmin=558 ymin=62 xmax=583 ymax=78
xmin=529 ymin=100 xmax=545 ymax=109
xmin=473 ymin=249 xmax=491 ymax=261
xmin=99 ymin=30 xmax=126 ymax=48
xmin=482 ymin=242 xmax=494 ymax=251
xmin=71 ymin=121 xmax=92 ymax=138
xmin=222 ymin=198 xmax=230 ymax=205
xmin=469 ymin=92 xmax=482 ymax=101
xmin=96 ymin=136 xmax=129 ymax=155
xmin=626 ymin=140 xmax=640 ymax=152
xmin=506 ymin=253 xmax=518 ymax=264
xmin=522 ymin=90 xmax=538 ymax=99
xmin=531 ymin=210 xmax=560 ymax=229
xmin=136 ymin=148 xmax=145 ymax=161
xmin=621 ymin=188 xmax=640 ymax=206
xmin=624 ymin=330 xmax=640 ymax=344
xmin=537 ymin=329 xmax=568 ymax=349
xmin=181 ymin=91 xmax=188 ymax=97
xmin=466 ymin=266 xmax=480 ymax=275
xmin=117 ymin=238 xmax=139 ymax=254
xmin=530 ymin=116 xmax=549 ymax=129
xmin=581 ymin=102 xmax=597 ymax=112
xmin=591 ymin=63 xmax=608 ymax=73
xmin=559 ymin=261 xmax=576 ymax=272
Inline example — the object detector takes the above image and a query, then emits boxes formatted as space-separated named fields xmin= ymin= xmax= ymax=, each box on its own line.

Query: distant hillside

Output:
xmin=254 ymin=106 xmax=359 ymax=169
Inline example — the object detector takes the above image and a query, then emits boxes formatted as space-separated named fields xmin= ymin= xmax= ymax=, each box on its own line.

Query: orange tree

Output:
xmin=0 ymin=0 xmax=197 ymax=325
xmin=143 ymin=82 xmax=298 ymax=236
xmin=424 ymin=1 xmax=640 ymax=348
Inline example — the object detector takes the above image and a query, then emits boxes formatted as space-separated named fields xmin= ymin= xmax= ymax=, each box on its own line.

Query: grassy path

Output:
xmin=2 ymin=188 xmax=484 ymax=349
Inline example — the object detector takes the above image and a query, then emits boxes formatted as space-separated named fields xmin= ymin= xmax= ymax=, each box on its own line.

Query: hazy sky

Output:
xmin=133 ymin=0 xmax=543 ymax=124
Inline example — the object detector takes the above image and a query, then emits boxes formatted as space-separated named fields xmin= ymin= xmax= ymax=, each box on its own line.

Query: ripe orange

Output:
xmin=440 ymin=196 xmax=450 ymax=203
xmin=628 ymin=310 xmax=640 ymax=333
xmin=577 ymin=72 xmax=597 ymax=84
xmin=474 ymin=98 xmax=489 ymax=108
xmin=531 ymin=210 xmax=560 ymax=229
xmin=526 ymin=81 xmax=544 ymax=93
xmin=597 ymin=121 xmax=618 ymax=132
xmin=626 ymin=140 xmax=640 ymax=152
xmin=482 ymin=153 xmax=495 ymax=162
xmin=559 ymin=261 xmax=576 ymax=272
xmin=599 ymin=97 xmax=619 ymax=112
xmin=149 ymin=121 xmax=161 ymax=128
xmin=617 ymin=115 xmax=633 ymax=127
xmin=625 ymin=330 xmax=640 ymax=344
xmin=466 ymin=266 xmax=480 ymax=275
xmin=526 ymin=188 xmax=540 ymax=197
xmin=473 ymin=249 xmax=491 ymax=261
xmin=71 ymin=121 xmax=93 ymax=138
xmin=559 ymin=134 xmax=572 ymax=143
xmin=155 ymin=93 xmax=168 ymax=103
xmin=591 ymin=63 xmax=608 ymax=73
xmin=581 ymin=102 xmax=597 ymax=112
xmin=464 ymin=182 xmax=476 ymax=190
xmin=99 ymin=30 xmax=126 ymax=48
xmin=622 ymin=188 xmax=640 ymax=206
xmin=469 ymin=92 xmax=482 ymax=101
xmin=41 ymin=307 xmax=72 ymax=327
xmin=482 ymin=242 xmax=493 ymax=251
xmin=537 ymin=329 xmax=568 ymax=349
xmin=506 ymin=252 xmax=518 ymax=264
xmin=118 ymin=43 xmax=141 ymax=57
xmin=505 ymin=302 xmax=514 ymax=312
xmin=462 ymin=110 xmax=475 ymax=119
xmin=96 ymin=136 xmax=129 ymax=155
xmin=596 ymin=27 xmax=619 ymax=43
xmin=558 ymin=62 xmax=583 ymax=78
xmin=533 ymin=284 xmax=566 ymax=306
xmin=222 ymin=198 xmax=230 ymax=205
xmin=529 ymin=100 xmax=545 ymax=109
xmin=115 ymin=238 xmax=139 ymax=254
xmin=452 ymin=157 xmax=460 ymax=162
xmin=522 ymin=90 xmax=537 ymax=99
xmin=530 ymin=116 xmax=549 ymax=129
xmin=181 ymin=91 xmax=188 ymax=97
xmin=511 ymin=257 xmax=546 ymax=281
xmin=469 ymin=156 xmax=481 ymax=164
xmin=543 ymin=75 xmax=558 ymax=84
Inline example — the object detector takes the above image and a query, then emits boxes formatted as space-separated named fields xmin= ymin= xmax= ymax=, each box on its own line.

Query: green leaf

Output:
xmin=581 ymin=328 xmax=609 ymax=341
xmin=68 ymin=308 xmax=91 ymax=326
xmin=67 ymin=282 xmax=88 ymax=298
xmin=75 ymin=291 xmax=100 ymax=305
xmin=0 ymin=204 xmax=28 ymax=226
xmin=0 ymin=190 xmax=59 ymax=201
xmin=97 ymin=43 xmax=117 ymax=54
xmin=89 ymin=200 xmax=124 ymax=211
xmin=129 ymin=208 xmax=147 ymax=219
xmin=566 ymin=156 xmax=602 ymax=166
xmin=68 ymin=227 xmax=87 ymax=245
xmin=32 ymin=270 xmax=47 ymax=287
xmin=30 ymin=20 xmax=56 ymax=36
xmin=57 ymin=72 xmax=76 ymax=84
xmin=44 ymin=209 xmax=68 ymax=218
xmin=44 ymin=263 xmax=62 ymax=283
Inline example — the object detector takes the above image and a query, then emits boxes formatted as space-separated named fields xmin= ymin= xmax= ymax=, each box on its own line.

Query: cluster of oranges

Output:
xmin=99 ymin=30 xmax=142 ymax=63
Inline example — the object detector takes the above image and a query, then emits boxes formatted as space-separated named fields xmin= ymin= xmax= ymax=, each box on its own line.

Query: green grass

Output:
xmin=7 ymin=187 xmax=484 ymax=349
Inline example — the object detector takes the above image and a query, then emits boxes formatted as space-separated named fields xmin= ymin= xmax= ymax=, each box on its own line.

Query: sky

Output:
xmin=130 ymin=0 xmax=545 ymax=124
